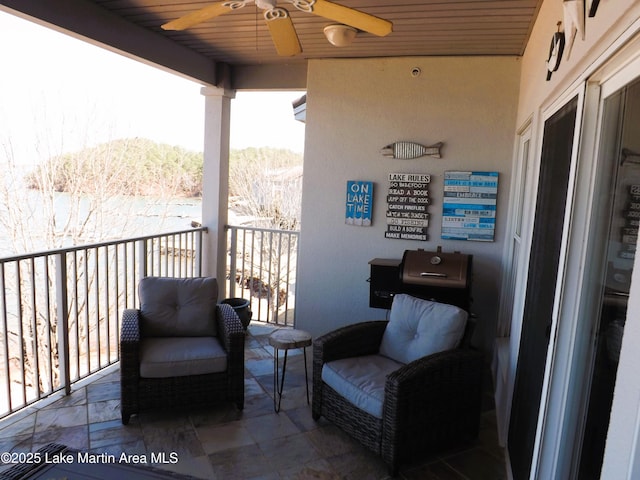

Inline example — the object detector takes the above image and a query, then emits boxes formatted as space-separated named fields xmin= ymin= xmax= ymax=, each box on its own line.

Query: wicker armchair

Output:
xmin=312 ymin=295 xmax=483 ymax=475
xmin=120 ymin=277 xmax=245 ymax=425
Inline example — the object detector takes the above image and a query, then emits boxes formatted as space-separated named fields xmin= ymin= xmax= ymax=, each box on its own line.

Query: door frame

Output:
xmin=534 ymin=33 xmax=640 ymax=480
xmin=503 ymin=19 xmax=640 ymax=480
xmin=527 ymin=84 xmax=586 ymax=480
xmin=498 ymin=119 xmax=534 ymax=339
xmin=495 ymin=119 xmax=534 ymax=448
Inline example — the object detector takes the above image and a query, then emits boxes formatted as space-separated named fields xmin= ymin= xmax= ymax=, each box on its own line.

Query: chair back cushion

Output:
xmin=139 ymin=277 xmax=218 ymax=337
xmin=379 ymin=294 xmax=467 ymax=364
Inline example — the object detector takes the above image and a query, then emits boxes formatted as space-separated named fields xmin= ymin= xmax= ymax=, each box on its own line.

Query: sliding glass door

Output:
xmin=574 ymin=75 xmax=640 ymax=479
xmin=508 ymin=98 xmax=578 ymax=480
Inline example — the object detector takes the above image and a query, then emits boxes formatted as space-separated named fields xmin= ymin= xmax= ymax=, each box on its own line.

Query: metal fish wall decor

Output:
xmin=381 ymin=141 xmax=444 ymax=160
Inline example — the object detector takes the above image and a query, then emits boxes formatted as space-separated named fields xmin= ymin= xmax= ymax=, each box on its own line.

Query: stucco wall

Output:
xmin=517 ymin=0 xmax=640 ymax=127
xmin=296 ymin=56 xmax=520 ymax=352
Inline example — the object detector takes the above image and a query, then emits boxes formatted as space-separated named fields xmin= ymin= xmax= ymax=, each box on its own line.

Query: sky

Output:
xmin=0 ymin=10 xmax=306 ymax=164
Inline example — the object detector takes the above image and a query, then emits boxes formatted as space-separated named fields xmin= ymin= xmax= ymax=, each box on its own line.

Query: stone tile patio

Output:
xmin=0 ymin=323 xmax=506 ymax=479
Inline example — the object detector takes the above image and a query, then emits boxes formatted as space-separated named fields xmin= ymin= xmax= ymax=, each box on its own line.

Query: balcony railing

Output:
xmin=226 ymin=225 xmax=299 ymax=327
xmin=0 ymin=227 xmax=206 ymax=419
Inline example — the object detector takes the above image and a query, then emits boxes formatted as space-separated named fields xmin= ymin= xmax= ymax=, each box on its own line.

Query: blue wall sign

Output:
xmin=442 ymin=171 xmax=498 ymax=241
xmin=346 ymin=180 xmax=373 ymax=226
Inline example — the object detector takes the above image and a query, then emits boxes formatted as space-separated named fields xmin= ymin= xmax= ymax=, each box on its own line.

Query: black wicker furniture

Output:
xmin=312 ymin=294 xmax=483 ymax=475
xmin=120 ymin=277 xmax=245 ymax=425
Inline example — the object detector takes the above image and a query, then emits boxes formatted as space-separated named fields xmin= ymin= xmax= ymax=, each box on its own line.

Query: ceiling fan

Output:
xmin=161 ymin=0 xmax=393 ymax=57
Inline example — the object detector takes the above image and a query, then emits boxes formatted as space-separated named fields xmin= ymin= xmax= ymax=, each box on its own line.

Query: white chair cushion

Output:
xmin=139 ymin=337 xmax=227 ymax=378
xmin=321 ymin=354 xmax=404 ymax=419
xmin=379 ymin=294 xmax=467 ymax=364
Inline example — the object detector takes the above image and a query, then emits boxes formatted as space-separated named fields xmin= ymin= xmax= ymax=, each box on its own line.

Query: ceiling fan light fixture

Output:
xmin=323 ymin=24 xmax=357 ymax=47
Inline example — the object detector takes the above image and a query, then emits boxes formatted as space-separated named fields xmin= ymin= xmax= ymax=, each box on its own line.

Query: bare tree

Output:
xmin=229 ymin=147 xmax=302 ymax=230
xmin=0 ymin=130 xmax=202 ymax=407
xmin=227 ymin=147 xmax=302 ymax=324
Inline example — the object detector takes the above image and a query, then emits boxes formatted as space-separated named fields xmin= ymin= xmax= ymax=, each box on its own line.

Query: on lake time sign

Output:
xmin=346 ymin=180 xmax=373 ymax=226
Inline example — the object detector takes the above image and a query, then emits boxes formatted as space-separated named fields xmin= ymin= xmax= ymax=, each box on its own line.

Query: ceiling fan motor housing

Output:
xmin=256 ymin=0 xmax=278 ymax=10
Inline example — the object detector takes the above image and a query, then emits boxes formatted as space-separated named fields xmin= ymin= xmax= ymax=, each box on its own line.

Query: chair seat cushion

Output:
xmin=139 ymin=337 xmax=227 ymax=378
xmin=379 ymin=294 xmax=467 ymax=364
xmin=322 ymin=354 xmax=404 ymax=419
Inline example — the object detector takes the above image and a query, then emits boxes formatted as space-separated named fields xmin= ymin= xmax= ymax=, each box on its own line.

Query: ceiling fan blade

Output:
xmin=266 ymin=12 xmax=302 ymax=56
xmin=310 ymin=0 xmax=392 ymax=37
xmin=162 ymin=2 xmax=234 ymax=31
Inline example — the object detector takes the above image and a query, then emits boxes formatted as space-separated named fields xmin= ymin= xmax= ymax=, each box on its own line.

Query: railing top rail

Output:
xmin=225 ymin=225 xmax=300 ymax=235
xmin=0 ymin=227 xmax=208 ymax=264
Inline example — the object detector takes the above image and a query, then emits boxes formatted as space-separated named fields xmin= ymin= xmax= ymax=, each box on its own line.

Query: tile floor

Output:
xmin=0 ymin=323 xmax=506 ymax=479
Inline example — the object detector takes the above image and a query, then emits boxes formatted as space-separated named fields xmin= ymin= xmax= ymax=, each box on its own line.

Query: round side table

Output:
xmin=268 ymin=329 xmax=312 ymax=413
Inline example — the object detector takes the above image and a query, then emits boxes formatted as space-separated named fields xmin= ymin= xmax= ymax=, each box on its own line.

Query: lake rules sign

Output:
xmin=385 ymin=173 xmax=430 ymax=241
xmin=346 ymin=181 xmax=373 ymax=226
xmin=442 ymin=171 xmax=498 ymax=241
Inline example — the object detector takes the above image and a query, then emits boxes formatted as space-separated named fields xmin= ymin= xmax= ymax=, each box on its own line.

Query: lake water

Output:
xmin=0 ymin=191 xmax=202 ymax=257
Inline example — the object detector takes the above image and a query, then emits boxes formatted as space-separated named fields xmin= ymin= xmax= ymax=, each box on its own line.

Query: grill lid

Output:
xmin=401 ymin=247 xmax=470 ymax=288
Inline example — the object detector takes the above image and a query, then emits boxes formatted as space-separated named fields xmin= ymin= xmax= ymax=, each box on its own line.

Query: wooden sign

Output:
xmin=385 ymin=173 xmax=430 ymax=241
xmin=345 ymin=180 xmax=373 ymax=226
xmin=442 ymin=171 xmax=498 ymax=242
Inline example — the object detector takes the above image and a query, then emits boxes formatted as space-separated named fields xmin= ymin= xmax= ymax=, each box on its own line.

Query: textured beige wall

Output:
xmin=296 ymin=56 xmax=520 ymax=352
xmin=516 ymin=0 xmax=640 ymax=127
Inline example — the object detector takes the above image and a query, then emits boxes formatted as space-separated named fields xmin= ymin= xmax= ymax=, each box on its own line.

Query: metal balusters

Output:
xmin=225 ymin=225 xmax=299 ymax=327
xmin=0 ymin=227 xmax=206 ymax=419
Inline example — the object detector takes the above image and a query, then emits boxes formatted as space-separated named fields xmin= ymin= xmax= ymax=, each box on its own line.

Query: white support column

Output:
xmin=201 ymin=86 xmax=235 ymax=294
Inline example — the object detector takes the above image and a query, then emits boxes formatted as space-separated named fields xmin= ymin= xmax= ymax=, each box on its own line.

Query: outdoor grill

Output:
xmin=399 ymin=247 xmax=472 ymax=311
xmin=369 ymin=246 xmax=472 ymax=311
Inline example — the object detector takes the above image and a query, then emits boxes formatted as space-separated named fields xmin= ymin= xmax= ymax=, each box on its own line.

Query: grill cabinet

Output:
xmin=369 ymin=247 xmax=472 ymax=311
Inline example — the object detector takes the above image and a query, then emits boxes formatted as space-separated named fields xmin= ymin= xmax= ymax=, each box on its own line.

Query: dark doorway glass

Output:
xmin=508 ymin=97 xmax=578 ymax=480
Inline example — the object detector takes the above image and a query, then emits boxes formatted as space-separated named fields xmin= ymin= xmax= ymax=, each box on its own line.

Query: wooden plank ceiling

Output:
xmin=92 ymin=0 xmax=542 ymax=66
